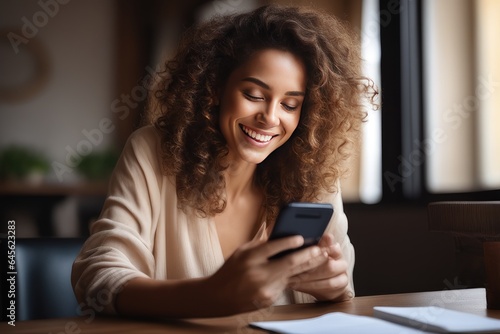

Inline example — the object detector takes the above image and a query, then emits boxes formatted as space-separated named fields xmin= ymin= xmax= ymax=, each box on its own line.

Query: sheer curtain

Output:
xmin=423 ymin=0 xmax=500 ymax=193
xmin=342 ymin=0 xmax=382 ymax=204
xmin=476 ymin=0 xmax=500 ymax=189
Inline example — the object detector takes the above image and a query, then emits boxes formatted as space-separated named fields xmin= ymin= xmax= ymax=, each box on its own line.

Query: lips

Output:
xmin=240 ymin=125 xmax=276 ymax=143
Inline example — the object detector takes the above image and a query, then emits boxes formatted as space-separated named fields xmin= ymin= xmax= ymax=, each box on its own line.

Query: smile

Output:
xmin=240 ymin=125 xmax=275 ymax=143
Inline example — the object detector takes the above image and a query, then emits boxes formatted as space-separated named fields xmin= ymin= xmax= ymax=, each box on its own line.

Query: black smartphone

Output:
xmin=268 ymin=202 xmax=334 ymax=259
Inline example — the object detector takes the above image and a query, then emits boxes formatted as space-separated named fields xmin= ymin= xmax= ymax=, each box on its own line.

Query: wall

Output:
xmin=0 ymin=0 xmax=116 ymax=184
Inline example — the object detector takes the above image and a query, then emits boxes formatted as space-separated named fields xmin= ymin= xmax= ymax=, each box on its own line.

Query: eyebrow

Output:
xmin=241 ymin=77 xmax=305 ymax=96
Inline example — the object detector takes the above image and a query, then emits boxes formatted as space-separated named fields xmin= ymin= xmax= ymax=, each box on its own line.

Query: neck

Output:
xmin=223 ymin=160 xmax=258 ymax=204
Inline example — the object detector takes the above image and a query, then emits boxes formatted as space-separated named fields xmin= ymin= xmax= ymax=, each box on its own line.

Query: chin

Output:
xmin=240 ymin=152 xmax=270 ymax=165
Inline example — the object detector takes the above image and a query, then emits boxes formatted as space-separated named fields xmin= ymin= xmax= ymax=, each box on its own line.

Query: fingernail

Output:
xmin=312 ymin=247 xmax=321 ymax=256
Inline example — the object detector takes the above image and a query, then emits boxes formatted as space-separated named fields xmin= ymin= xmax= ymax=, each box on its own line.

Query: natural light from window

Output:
xmin=423 ymin=0 xmax=500 ymax=193
xmin=343 ymin=0 xmax=382 ymax=204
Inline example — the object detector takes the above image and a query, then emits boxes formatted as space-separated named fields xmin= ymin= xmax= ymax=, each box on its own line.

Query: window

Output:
xmin=423 ymin=0 xmax=500 ymax=193
xmin=348 ymin=0 xmax=500 ymax=203
xmin=342 ymin=0 xmax=382 ymax=204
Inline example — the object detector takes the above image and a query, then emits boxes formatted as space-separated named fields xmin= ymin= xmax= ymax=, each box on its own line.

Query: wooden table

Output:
xmin=2 ymin=288 xmax=499 ymax=333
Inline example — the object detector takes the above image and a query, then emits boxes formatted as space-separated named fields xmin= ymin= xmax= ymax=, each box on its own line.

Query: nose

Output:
xmin=258 ymin=101 xmax=280 ymax=127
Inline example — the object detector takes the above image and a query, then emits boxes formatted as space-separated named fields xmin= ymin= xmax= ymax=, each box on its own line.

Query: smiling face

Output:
xmin=218 ymin=49 xmax=307 ymax=166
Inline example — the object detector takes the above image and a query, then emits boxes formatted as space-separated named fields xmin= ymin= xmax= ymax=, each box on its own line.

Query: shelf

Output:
xmin=0 ymin=181 xmax=109 ymax=197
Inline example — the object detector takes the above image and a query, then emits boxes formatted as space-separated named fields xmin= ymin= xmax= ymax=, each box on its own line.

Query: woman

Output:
xmin=72 ymin=4 xmax=376 ymax=318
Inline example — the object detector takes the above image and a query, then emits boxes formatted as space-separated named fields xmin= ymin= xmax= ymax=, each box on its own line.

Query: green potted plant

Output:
xmin=75 ymin=149 xmax=119 ymax=181
xmin=0 ymin=145 xmax=50 ymax=183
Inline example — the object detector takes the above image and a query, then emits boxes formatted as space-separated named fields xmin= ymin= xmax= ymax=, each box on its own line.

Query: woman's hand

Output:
xmin=287 ymin=233 xmax=350 ymax=302
xmin=205 ymin=235 xmax=328 ymax=314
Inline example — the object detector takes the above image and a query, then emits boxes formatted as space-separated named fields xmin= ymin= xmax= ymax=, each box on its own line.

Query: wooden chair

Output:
xmin=428 ymin=201 xmax=500 ymax=309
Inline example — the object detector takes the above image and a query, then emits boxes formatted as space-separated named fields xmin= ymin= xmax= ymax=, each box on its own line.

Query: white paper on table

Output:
xmin=373 ymin=306 xmax=500 ymax=333
xmin=250 ymin=312 xmax=430 ymax=334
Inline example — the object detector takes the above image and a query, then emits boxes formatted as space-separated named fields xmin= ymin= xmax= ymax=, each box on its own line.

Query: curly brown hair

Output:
xmin=148 ymin=4 xmax=377 ymax=222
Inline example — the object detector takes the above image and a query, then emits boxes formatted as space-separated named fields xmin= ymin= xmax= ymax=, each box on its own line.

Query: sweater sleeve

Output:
xmin=71 ymin=126 xmax=163 ymax=314
xmin=292 ymin=185 xmax=355 ymax=303
xmin=326 ymin=186 xmax=355 ymax=298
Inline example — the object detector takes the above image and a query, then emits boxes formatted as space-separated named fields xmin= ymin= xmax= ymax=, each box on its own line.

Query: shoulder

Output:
xmin=123 ymin=126 xmax=162 ymax=159
xmin=127 ymin=125 xmax=161 ymax=148
xmin=116 ymin=125 xmax=165 ymax=177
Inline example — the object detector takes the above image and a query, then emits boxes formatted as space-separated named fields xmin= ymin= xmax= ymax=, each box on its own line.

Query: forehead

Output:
xmin=228 ymin=48 xmax=307 ymax=90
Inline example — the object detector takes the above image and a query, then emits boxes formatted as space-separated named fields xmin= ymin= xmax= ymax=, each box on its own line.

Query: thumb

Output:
xmin=318 ymin=232 xmax=335 ymax=248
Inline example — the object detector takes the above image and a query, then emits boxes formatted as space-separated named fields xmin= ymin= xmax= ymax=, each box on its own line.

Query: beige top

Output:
xmin=71 ymin=126 xmax=355 ymax=314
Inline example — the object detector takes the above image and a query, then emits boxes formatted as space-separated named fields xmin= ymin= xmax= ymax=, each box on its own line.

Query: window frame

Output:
xmin=378 ymin=0 xmax=500 ymax=204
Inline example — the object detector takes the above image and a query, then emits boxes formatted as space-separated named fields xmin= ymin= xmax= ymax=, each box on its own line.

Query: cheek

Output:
xmin=220 ymin=95 xmax=247 ymax=120
xmin=284 ymin=112 xmax=301 ymax=135
xmin=219 ymin=97 xmax=239 ymax=125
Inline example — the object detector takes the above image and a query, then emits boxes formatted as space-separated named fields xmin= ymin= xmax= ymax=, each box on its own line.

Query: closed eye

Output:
xmin=243 ymin=92 xmax=264 ymax=101
xmin=281 ymin=103 xmax=299 ymax=111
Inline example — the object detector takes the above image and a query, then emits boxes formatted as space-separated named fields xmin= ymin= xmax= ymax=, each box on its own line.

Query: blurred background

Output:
xmin=0 ymin=0 xmax=499 ymax=297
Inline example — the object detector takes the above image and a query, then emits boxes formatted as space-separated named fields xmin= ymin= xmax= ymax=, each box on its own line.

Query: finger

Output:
xmin=272 ymin=246 xmax=328 ymax=277
xmin=289 ymin=258 xmax=348 ymax=284
xmin=257 ymin=235 xmax=305 ymax=261
xmin=231 ymin=237 xmax=268 ymax=262
xmin=289 ymin=272 xmax=349 ymax=293
xmin=318 ymin=233 xmax=335 ymax=248
xmin=229 ymin=237 xmax=282 ymax=266
xmin=321 ymin=241 xmax=343 ymax=260
xmin=318 ymin=234 xmax=343 ymax=259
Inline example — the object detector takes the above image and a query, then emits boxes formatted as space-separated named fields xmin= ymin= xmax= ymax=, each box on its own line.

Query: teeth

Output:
xmin=242 ymin=125 xmax=273 ymax=142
